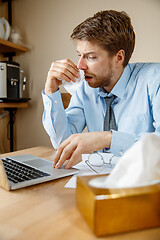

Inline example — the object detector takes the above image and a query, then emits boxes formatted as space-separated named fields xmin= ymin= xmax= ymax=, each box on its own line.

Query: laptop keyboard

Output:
xmin=2 ymin=157 xmax=51 ymax=184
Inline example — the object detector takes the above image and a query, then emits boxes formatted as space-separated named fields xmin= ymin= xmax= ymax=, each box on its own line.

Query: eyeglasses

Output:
xmin=85 ymin=152 xmax=114 ymax=174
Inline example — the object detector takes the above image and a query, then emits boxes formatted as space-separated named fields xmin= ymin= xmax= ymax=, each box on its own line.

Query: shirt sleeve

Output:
xmin=111 ymin=68 xmax=160 ymax=157
xmin=42 ymin=89 xmax=86 ymax=149
xmin=42 ymin=89 xmax=69 ymax=149
xmin=110 ymin=130 xmax=137 ymax=156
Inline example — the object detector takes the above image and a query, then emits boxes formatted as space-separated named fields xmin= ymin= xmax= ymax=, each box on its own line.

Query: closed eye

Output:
xmin=87 ymin=56 xmax=97 ymax=60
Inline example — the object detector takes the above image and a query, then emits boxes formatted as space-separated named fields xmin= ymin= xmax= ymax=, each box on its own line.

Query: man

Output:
xmin=42 ymin=10 xmax=160 ymax=169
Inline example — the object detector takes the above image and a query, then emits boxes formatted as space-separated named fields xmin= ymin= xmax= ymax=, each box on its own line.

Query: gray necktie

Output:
xmin=103 ymin=95 xmax=116 ymax=152
xmin=104 ymin=95 xmax=116 ymax=131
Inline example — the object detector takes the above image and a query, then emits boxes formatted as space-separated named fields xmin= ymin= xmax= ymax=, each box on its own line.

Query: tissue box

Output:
xmin=76 ymin=175 xmax=160 ymax=237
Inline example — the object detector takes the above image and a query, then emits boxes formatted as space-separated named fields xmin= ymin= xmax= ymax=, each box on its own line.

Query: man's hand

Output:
xmin=53 ymin=131 xmax=112 ymax=169
xmin=45 ymin=59 xmax=80 ymax=95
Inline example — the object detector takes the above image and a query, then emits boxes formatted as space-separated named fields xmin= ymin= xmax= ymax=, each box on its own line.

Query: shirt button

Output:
xmin=54 ymin=100 xmax=57 ymax=104
xmin=119 ymin=150 xmax=123 ymax=156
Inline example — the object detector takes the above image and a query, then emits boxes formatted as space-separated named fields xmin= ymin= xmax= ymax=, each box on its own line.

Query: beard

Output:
xmin=84 ymin=65 xmax=114 ymax=89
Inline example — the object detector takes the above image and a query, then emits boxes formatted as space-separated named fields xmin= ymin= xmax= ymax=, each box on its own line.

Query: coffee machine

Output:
xmin=0 ymin=61 xmax=29 ymax=101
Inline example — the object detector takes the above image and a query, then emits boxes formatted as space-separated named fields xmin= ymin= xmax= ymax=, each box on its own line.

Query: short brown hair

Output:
xmin=71 ymin=10 xmax=135 ymax=67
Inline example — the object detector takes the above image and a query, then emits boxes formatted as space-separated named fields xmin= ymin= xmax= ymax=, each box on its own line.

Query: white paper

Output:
xmin=65 ymin=153 xmax=119 ymax=188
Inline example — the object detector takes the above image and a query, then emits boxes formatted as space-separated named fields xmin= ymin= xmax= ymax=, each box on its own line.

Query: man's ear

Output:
xmin=115 ymin=49 xmax=125 ymax=67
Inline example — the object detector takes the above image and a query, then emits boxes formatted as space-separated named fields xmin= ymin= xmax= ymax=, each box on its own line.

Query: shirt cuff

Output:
xmin=42 ymin=89 xmax=64 ymax=112
xmin=110 ymin=130 xmax=136 ymax=156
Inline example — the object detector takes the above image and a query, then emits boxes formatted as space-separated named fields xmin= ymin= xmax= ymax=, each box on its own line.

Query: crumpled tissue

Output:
xmin=62 ymin=69 xmax=84 ymax=95
xmin=89 ymin=134 xmax=160 ymax=189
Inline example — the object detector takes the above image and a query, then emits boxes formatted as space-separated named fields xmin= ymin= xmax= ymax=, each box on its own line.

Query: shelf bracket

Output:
xmin=3 ymin=52 xmax=15 ymax=61
xmin=2 ymin=0 xmax=12 ymax=26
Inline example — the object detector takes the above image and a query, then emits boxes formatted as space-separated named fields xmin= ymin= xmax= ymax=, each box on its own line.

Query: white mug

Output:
xmin=0 ymin=17 xmax=10 ymax=40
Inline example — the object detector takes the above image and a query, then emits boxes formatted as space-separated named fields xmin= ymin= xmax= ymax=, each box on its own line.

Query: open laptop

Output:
xmin=0 ymin=154 xmax=79 ymax=191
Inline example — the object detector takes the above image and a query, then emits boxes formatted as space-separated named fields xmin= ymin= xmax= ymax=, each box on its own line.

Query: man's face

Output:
xmin=76 ymin=40 xmax=117 ymax=91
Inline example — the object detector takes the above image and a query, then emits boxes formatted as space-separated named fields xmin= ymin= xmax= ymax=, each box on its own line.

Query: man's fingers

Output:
xmin=52 ymin=67 xmax=77 ymax=83
xmin=65 ymin=147 xmax=82 ymax=169
xmin=57 ymin=59 xmax=77 ymax=69
xmin=52 ymin=140 xmax=69 ymax=167
xmin=53 ymin=60 xmax=79 ymax=79
xmin=53 ymin=139 xmax=77 ymax=168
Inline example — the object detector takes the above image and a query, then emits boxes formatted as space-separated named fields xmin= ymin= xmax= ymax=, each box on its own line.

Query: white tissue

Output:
xmin=89 ymin=134 xmax=160 ymax=189
xmin=62 ymin=69 xmax=84 ymax=95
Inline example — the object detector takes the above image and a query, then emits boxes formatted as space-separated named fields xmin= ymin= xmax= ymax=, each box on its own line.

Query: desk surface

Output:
xmin=0 ymin=146 xmax=160 ymax=240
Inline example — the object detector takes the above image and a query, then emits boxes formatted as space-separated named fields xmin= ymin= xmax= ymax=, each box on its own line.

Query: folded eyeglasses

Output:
xmin=85 ymin=152 xmax=114 ymax=174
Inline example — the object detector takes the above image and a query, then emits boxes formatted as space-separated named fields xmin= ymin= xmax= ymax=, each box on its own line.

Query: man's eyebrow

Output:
xmin=77 ymin=51 xmax=97 ymax=55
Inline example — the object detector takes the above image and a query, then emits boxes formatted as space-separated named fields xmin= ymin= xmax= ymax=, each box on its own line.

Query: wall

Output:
xmin=1 ymin=0 xmax=160 ymax=150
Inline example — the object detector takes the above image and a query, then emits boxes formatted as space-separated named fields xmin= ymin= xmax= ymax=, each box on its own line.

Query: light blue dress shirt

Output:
xmin=42 ymin=63 xmax=160 ymax=156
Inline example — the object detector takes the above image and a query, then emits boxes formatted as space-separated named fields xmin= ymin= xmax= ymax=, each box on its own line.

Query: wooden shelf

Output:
xmin=0 ymin=102 xmax=29 ymax=108
xmin=0 ymin=38 xmax=29 ymax=54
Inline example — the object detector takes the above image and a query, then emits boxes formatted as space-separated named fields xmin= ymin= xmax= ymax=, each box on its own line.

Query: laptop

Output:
xmin=0 ymin=154 xmax=79 ymax=191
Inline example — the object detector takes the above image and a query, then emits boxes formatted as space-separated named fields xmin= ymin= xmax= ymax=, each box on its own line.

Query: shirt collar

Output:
xmin=97 ymin=64 xmax=131 ymax=99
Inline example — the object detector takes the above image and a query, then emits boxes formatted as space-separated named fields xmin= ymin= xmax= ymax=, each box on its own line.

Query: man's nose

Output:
xmin=77 ymin=57 xmax=88 ymax=70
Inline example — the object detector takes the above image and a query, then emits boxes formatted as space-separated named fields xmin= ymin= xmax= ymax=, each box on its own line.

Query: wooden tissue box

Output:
xmin=76 ymin=175 xmax=160 ymax=237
